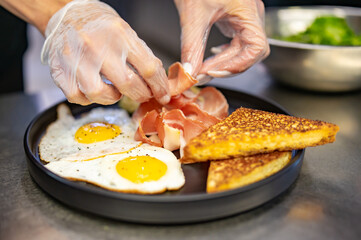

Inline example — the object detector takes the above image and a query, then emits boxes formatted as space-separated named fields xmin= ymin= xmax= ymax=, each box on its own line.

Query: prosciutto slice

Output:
xmin=133 ymin=62 xmax=229 ymax=153
xmin=168 ymin=62 xmax=198 ymax=96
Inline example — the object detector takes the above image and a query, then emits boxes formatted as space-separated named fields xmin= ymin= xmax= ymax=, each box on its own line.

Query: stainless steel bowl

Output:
xmin=263 ymin=6 xmax=361 ymax=92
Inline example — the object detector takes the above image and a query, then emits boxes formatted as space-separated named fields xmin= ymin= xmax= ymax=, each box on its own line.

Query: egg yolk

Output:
xmin=116 ymin=156 xmax=167 ymax=183
xmin=75 ymin=122 xmax=121 ymax=144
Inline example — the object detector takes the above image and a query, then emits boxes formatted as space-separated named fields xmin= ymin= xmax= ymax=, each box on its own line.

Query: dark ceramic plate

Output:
xmin=24 ymin=88 xmax=304 ymax=224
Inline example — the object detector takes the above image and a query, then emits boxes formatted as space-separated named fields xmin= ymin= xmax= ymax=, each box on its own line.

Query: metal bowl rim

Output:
xmin=267 ymin=38 xmax=361 ymax=50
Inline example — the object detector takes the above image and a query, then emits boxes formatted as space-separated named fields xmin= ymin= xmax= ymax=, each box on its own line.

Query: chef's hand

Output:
xmin=174 ymin=0 xmax=270 ymax=84
xmin=41 ymin=0 xmax=170 ymax=105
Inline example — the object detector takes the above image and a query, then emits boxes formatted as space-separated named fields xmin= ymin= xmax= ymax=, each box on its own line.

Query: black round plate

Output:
xmin=24 ymin=88 xmax=304 ymax=224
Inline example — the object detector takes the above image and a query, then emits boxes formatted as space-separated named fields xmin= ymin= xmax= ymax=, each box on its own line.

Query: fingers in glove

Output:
xmin=101 ymin=52 xmax=152 ymax=103
xmin=210 ymin=43 xmax=230 ymax=55
xmin=76 ymin=66 xmax=122 ymax=105
xmin=126 ymin=32 xmax=170 ymax=105
xmin=50 ymin=65 xmax=92 ymax=106
xmin=68 ymin=39 xmax=122 ymax=105
xmin=175 ymin=0 xmax=218 ymax=76
xmin=200 ymin=16 xmax=269 ymax=75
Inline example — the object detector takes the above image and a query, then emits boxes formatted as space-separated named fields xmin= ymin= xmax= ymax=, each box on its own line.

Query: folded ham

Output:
xmin=133 ymin=62 xmax=229 ymax=154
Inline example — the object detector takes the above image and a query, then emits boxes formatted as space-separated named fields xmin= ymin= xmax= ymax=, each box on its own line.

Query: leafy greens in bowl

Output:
xmin=278 ymin=16 xmax=361 ymax=46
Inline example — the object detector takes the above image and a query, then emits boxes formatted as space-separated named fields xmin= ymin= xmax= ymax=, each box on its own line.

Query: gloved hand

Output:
xmin=174 ymin=0 xmax=270 ymax=84
xmin=41 ymin=0 xmax=170 ymax=105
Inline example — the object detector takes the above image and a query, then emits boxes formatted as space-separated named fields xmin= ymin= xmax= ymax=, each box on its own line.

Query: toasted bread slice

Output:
xmin=207 ymin=151 xmax=292 ymax=193
xmin=181 ymin=107 xmax=339 ymax=163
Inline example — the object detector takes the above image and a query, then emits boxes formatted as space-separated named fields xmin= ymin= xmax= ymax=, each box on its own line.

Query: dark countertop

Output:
xmin=1 ymin=64 xmax=360 ymax=240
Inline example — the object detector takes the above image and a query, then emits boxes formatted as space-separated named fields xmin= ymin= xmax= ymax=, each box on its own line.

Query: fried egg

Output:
xmin=39 ymin=104 xmax=140 ymax=163
xmin=45 ymin=145 xmax=185 ymax=194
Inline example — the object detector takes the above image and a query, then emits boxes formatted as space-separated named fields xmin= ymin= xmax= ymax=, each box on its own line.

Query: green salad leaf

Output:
xmin=279 ymin=16 xmax=361 ymax=46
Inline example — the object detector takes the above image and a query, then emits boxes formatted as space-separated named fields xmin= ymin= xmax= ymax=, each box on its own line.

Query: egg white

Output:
xmin=39 ymin=104 xmax=140 ymax=163
xmin=45 ymin=144 xmax=185 ymax=194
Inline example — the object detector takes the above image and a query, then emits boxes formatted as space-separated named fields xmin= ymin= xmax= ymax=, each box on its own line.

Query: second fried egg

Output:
xmin=45 ymin=145 xmax=185 ymax=194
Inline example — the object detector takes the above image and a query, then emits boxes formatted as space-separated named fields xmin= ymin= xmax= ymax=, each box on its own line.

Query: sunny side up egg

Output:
xmin=39 ymin=104 xmax=141 ymax=163
xmin=45 ymin=144 xmax=185 ymax=194
xmin=40 ymin=104 xmax=185 ymax=194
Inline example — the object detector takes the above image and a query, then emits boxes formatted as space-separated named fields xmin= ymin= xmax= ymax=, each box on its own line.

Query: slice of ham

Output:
xmin=134 ymin=110 xmax=162 ymax=147
xmin=196 ymin=86 xmax=229 ymax=119
xmin=180 ymin=103 xmax=220 ymax=126
xmin=168 ymin=62 xmax=198 ymax=96
xmin=161 ymin=109 xmax=209 ymax=144
xmin=132 ymin=98 xmax=162 ymax=124
xmin=133 ymin=62 xmax=229 ymax=153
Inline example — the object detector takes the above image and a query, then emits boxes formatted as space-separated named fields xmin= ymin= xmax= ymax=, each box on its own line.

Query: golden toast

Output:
xmin=207 ymin=151 xmax=292 ymax=193
xmin=181 ymin=107 xmax=339 ymax=163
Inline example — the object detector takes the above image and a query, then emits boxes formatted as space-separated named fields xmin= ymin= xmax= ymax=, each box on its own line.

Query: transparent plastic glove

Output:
xmin=174 ymin=0 xmax=270 ymax=84
xmin=41 ymin=0 xmax=170 ymax=105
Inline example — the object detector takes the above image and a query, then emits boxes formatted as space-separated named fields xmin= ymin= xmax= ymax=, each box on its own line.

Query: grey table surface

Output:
xmin=1 ymin=64 xmax=360 ymax=240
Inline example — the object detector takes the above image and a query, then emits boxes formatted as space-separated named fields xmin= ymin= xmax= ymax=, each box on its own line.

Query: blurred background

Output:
xmin=0 ymin=0 xmax=360 ymax=95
